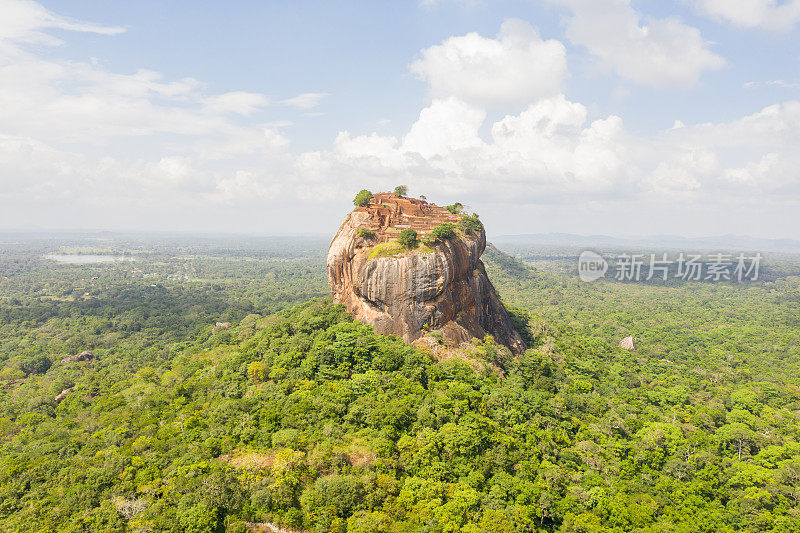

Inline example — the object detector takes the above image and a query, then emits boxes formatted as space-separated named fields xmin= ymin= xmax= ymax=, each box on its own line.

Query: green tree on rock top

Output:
xmin=398 ymin=229 xmax=418 ymax=248
xmin=353 ymin=190 xmax=373 ymax=207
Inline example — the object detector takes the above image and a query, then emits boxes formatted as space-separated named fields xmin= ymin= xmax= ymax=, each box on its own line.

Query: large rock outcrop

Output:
xmin=61 ymin=350 xmax=94 ymax=363
xmin=327 ymin=193 xmax=526 ymax=355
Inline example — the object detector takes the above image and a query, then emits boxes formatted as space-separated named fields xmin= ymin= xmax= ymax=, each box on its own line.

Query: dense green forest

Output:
xmin=1 ymin=234 xmax=800 ymax=532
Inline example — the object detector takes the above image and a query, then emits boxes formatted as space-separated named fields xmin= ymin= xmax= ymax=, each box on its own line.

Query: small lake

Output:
xmin=44 ymin=254 xmax=134 ymax=264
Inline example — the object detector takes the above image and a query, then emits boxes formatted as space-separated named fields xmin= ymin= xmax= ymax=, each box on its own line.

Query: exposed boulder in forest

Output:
xmin=327 ymin=192 xmax=526 ymax=355
xmin=246 ymin=521 xmax=306 ymax=533
xmin=54 ymin=387 xmax=74 ymax=402
xmin=620 ymin=336 xmax=636 ymax=350
xmin=61 ymin=350 xmax=95 ymax=363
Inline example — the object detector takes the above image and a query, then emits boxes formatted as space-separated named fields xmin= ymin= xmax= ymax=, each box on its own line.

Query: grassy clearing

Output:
xmin=367 ymin=239 xmax=434 ymax=260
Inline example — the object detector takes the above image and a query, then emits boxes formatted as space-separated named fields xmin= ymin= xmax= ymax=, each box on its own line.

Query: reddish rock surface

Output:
xmin=353 ymin=192 xmax=462 ymax=241
xmin=328 ymin=194 xmax=526 ymax=355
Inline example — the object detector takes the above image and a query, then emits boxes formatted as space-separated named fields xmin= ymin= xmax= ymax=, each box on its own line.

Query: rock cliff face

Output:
xmin=327 ymin=193 xmax=526 ymax=355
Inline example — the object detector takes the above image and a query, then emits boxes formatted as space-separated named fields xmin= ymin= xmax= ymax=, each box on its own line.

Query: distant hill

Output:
xmin=493 ymin=232 xmax=800 ymax=252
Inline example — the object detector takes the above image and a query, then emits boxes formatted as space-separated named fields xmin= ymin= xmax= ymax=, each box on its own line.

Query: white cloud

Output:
xmin=687 ymin=0 xmax=800 ymax=32
xmin=154 ymin=156 xmax=193 ymax=185
xmin=335 ymin=132 xmax=400 ymax=161
xmin=2 ymin=7 xmax=799 ymax=237
xmin=403 ymin=97 xmax=486 ymax=159
xmin=289 ymin=94 xmax=800 ymax=221
xmin=280 ymin=92 xmax=329 ymax=109
xmin=295 ymin=95 xmax=630 ymax=204
xmin=0 ymin=0 xmax=124 ymax=45
xmin=744 ymin=79 xmax=800 ymax=89
xmin=636 ymin=101 xmax=800 ymax=200
xmin=491 ymin=96 xmax=627 ymax=190
xmin=202 ymin=91 xmax=270 ymax=115
xmin=210 ymin=170 xmax=284 ymax=203
xmin=0 ymin=134 xmax=86 ymax=198
xmin=0 ymin=48 xmax=264 ymax=142
xmin=418 ymin=0 xmax=481 ymax=8
xmin=409 ymin=19 xmax=567 ymax=108
xmin=0 ymin=0 xmax=301 ymax=223
xmin=550 ymin=0 xmax=725 ymax=88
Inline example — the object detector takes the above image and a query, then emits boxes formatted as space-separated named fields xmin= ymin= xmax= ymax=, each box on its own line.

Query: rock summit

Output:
xmin=327 ymin=192 xmax=526 ymax=355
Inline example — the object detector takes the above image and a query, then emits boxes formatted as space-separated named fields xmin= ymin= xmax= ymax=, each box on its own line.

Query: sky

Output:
xmin=1 ymin=0 xmax=799 ymax=238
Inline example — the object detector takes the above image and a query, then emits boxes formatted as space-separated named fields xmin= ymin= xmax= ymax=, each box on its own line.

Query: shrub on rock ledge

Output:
xmin=430 ymin=223 xmax=455 ymax=241
xmin=458 ymin=215 xmax=483 ymax=235
xmin=445 ymin=202 xmax=463 ymax=214
xmin=397 ymin=229 xmax=418 ymax=248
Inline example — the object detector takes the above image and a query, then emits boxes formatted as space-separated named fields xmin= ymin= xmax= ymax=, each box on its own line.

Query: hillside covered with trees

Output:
xmin=1 ymin=235 xmax=799 ymax=532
